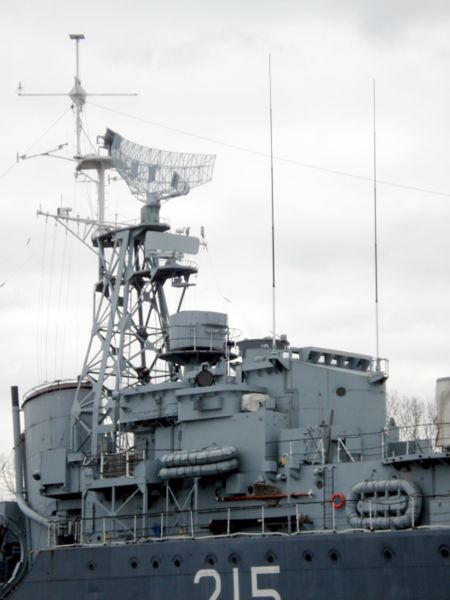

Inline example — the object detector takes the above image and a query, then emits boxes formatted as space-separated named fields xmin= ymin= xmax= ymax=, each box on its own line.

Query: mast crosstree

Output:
xmin=18 ymin=33 xmax=137 ymax=159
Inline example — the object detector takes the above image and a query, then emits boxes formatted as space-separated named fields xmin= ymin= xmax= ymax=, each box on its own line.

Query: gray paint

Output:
xmin=3 ymin=128 xmax=450 ymax=599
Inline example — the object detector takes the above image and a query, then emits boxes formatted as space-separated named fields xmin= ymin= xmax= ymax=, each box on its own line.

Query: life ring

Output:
xmin=330 ymin=492 xmax=346 ymax=510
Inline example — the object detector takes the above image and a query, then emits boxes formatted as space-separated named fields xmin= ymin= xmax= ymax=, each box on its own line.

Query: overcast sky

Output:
xmin=0 ymin=0 xmax=450 ymax=454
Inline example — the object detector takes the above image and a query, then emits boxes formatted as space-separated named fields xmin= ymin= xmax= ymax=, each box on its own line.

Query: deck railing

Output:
xmin=47 ymin=488 xmax=450 ymax=549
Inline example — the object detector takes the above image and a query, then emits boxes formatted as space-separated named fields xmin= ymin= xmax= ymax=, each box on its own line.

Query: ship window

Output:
xmin=229 ymin=553 xmax=240 ymax=565
xmin=130 ymin=558 xmax=139 ymax=569
xmin=265 ymin=551 xmax=277 ymax=564
xmin=87 ymin=561 xmax=96 ymax=571
xmin=173 ymin=556 xmax=182 ymax=568
xmin=383 ymin=548 xmax=394 ymax=561
xmin=439 ymin=545 xmax=449 ymax=559
xmin=303 ymin=551 xmax=314 ymax=563
xmin=336 ymin=386 xmax=346 ymax=397
xmin=206 ymin=554 xmax=217 ymax=566
xmin=328 ymin=550 xmax=339 ymax=563
xmin=151 ymin=557 xmax=160 ymax=569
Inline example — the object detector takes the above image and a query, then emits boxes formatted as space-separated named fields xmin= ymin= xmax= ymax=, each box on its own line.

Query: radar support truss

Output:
xmin=71 ymin=223 xmax=195 ymax=457
xmin=70 ymin=130 xmax=214 ymax=459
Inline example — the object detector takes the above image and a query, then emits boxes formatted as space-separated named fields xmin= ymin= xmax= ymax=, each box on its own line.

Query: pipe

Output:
xmin=11 ymin=386 xmax=48 ymax=529
xmin=217 ymin=491 xmax=313 ymax=502
xmin=11 ymin=386 xmax=23 ymax=497
xmin=14 ymin=495 xmax=48 ymax=529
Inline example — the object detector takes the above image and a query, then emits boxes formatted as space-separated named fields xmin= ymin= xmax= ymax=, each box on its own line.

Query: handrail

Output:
xmin=47 ymin=490 xmax=450 ymax=549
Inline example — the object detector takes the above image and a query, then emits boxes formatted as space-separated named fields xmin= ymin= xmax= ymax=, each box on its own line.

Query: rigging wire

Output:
xmin=80 ymin=113 xmax=97 ymax=154
xmin=37 ymin=223 xmax=48 ymax=382
xmin=373 ymin=79 xmax=381 ymax=369
xmin=0 ymin=107 xmax=71 ymax=179
xmin=59 ymin=229 xmax=74 ymax=378
xmin=54 ymin=224 xmax=69 ymax=378
xmin=88 ymin=100 xmax=450 ymax=199
xmin=44 ymin=220 xmax=58 ymax=382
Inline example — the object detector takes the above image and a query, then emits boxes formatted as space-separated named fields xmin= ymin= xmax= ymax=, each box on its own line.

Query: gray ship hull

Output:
xmin=9 ymin=528 xmax=450 ymax=599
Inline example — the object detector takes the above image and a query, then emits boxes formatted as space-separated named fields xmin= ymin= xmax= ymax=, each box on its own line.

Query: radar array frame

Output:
xmin=108 ymin=130 xmax=215 ymax=202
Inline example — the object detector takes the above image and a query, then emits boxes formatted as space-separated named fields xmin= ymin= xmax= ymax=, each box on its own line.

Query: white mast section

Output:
xmin=18 ymin=34 xmax=137 ymax=226
xmin=18 ymin=33 xmax=137 ymax=161
xmin=69 ymin=34 xmax=85 ymax=157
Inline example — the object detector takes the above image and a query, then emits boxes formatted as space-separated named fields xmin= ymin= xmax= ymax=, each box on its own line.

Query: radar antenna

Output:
xmin=104 ymin=128 xmax=215 ymax=203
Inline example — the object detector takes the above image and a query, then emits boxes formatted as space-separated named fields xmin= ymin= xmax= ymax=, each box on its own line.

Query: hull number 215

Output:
xmin=194 ymin=566 xmax=281 ymax=600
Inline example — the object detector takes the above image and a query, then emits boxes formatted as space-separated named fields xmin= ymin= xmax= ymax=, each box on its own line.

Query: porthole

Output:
xmin=336 ymin=386 xmax=346 ymax=397
xmin=129 ymin=557 xmax=139 ymax=570
xmin=87 ymin=561 xmax=96 ymax=571
xmin=265 ymin=551 xmax=277 ymax=564
xmin=328 ymin=549 xmax=340 ymax=563
xmin=173 ymin=556 xmax=182 ymax=568
xmin=316 ymin=480 xmax=323 ymax=490
xmin=303 ymin=551 xmax=314 ymax=563
xmin=383 ymin=548 xmax=394 ymax=562
xmin=206 ymin=554 xmax=217 ymax=566
xmin=229 ymin=553 xmax=240 ymax=565
xmin=439 ymin=545 xmax=449 ymax=559
xmin=151 ymin=557 xmax=160 ymax=569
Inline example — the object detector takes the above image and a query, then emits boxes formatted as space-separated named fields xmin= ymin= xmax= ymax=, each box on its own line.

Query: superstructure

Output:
xmin=1 ymin=35 xmax=450 ymax=600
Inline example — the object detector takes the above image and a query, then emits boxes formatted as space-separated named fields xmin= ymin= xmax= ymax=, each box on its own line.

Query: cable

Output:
xmin=59 ymin=229 xmax=74 ymax=378
xmin=0 ymin=107 xmax=70 ymax=180
xmin=88 ymin=101 xmax=450 ymax=199
xmin=36 ymin=224 xmax=48 ymax=382
xmin=80 ymin=113 xmax=98 ymax=154
xmin=54 ymin=226 xmax=69 ymax=377
xmin=44 ymin=221 xmax=57 ymax=382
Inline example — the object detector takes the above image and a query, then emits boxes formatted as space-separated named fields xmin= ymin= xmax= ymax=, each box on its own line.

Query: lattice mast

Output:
xmin=71 ymin=130 xmax=215 ymax=457
xmin=19 ymin=34 xmax=215 ymax=459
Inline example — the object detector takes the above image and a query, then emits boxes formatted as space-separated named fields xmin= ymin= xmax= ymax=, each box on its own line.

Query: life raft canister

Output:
xmin=330 ymin=492 xmax=346 ymax=510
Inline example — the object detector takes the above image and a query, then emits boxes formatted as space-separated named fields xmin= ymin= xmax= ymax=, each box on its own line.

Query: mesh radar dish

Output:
xmin=104 ymin=129 xmax=216 ymax=203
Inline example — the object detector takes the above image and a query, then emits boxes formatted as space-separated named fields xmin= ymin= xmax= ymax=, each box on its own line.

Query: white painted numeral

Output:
xmin=232 ymin=567 xmax=240 ymax=600
xmin=194 ymin=565 xmax=281 ymax=600
xmin=194 ymin=568 xmax=221 ymax=600
xmin=251 ymin=566 xmax=281 ymax=600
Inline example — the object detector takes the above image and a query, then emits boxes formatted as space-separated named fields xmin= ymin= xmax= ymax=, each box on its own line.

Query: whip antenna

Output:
xmin=269 ymin=54 xmax=277 ymax=348
xmin=373 ymin=79 xmax=381 ymax=369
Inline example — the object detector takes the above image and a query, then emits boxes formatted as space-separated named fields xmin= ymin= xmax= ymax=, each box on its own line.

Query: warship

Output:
xmin=1 ymin=35 xmax=450 ymax=600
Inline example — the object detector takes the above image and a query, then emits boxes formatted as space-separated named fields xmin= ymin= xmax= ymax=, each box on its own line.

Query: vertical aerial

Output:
xmin=269 ymin=54 xmax=277 ymax=348
xmin=372 ymin=78 xmax=381 ymax=369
